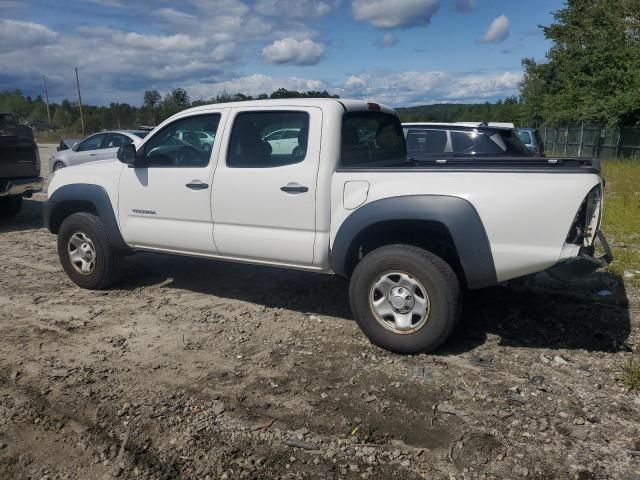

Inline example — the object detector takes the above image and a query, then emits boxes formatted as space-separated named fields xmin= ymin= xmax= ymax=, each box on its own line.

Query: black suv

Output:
xmin=402 ymin=123 xmax=530 ymax=159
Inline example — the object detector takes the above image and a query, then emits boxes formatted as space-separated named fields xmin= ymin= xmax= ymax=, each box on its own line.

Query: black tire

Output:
xmin=57 ymin=212 xmax=123 ymax=289
xmin=0 ymin=196 xmax=23 ymax=218
xmin=349 ymin=244 xmax=461 ymax=354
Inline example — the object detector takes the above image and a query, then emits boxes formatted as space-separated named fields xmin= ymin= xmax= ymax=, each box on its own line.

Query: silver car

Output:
xmin=49 ymin=130 xmax=149 ymax=172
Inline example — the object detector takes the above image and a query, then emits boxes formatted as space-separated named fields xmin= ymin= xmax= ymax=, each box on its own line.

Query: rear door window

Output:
xmin=227 ymin=111 xmax=309 ymax=168
xmin=341 ymin=112 xmax=406 ymax=167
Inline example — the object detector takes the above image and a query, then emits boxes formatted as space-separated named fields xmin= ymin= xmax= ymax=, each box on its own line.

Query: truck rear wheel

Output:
xmin=57 ymin=212 xmax=123 ymax=290
xmin=0 ymin=196 xmax=23 ymax=218
xmin=349 ymin=244 xmax=461 ymax=354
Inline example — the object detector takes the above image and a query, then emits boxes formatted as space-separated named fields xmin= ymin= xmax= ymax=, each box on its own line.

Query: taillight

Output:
xmin=566 ymin=186 xmax=602 ymax=246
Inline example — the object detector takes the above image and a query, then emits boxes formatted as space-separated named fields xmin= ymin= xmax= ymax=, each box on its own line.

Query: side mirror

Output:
xmin=117 ymin=143 xmax=137 ymax=166
xmin=72 ymin=143 xmax=79 ymax=152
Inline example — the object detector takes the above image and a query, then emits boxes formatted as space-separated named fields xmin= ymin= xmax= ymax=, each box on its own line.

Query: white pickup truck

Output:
xmin=44 ymin=99 xmax=612 ymax=354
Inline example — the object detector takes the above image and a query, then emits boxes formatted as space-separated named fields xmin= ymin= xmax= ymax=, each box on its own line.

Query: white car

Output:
xmin=175 ymin=130 xmax=216 ymax=151
xmin=43 ymin=99 xmax=611 ymax=354
xmin=49 ymin=130 xmax=148 ymax=172
xmin=263 ymin=128 xmax=301 ymax=154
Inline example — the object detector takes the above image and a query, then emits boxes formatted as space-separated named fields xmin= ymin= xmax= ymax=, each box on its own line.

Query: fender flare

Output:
xmin=43 ymin=183 xmax=129 ymax=251
xmin=330 ymin=195 xmax=497 ymax=289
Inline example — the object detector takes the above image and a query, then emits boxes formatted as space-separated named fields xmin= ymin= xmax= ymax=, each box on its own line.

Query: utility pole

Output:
xmin=75 ymin=67 xmax=85 ymax=136
xmin=42 ymin=74 xmax=51 ymax=126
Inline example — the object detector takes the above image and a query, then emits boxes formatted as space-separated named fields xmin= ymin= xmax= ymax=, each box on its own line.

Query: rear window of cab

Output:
xmin=340 ymin=111 xmax=407 ymax=167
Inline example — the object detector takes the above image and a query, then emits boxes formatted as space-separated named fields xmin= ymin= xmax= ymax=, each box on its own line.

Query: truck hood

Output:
xmin=48 ymin=159 xmax=123 ymax=198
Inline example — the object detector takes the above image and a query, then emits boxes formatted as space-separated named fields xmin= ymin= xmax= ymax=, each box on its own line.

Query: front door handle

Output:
xmin=281 ymin=183 xmax=308 ymax=194
xmin=186 ymin=180 xmax=209 ymax=190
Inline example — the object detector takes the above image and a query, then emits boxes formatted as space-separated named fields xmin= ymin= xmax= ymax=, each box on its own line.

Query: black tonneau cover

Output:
xmin=338 ymin=156 xmax=600 ymax=174
xmin=411 ymin=155 xmax=598 ymax=171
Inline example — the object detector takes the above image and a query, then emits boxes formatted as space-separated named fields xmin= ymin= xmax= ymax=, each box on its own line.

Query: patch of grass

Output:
xmin=601 ymin=160 xmax=640 ymax=287
xmin=622 ymin=358 xmax=640 ymax=391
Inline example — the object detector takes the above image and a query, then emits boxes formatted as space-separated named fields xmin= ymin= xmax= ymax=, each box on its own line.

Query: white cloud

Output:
xmin=452 ymin=0 xmax=476 ymax=13
xmin=184 ymin=69 xmax=521 ymax=106
xmin=352 ymin=0 xmax=440 ymax=29
xmin=443 ymin=71 xmax=521 ymax=100
xmin=0 ymin=19 xmax=57 ymax=53
xmin=337 ymin=70 xmax=522 ymax=106
xmin=377 ymin=33 xmax=398 ymax=48
xmin=110 ymin=32 xmax=206 ymax=51
xmin=254 ymin=0 xmax=340 ymax=19
xmin=184 ymin=74 xmax=327 ymax=99
xmin=261 ymin=37 xmax=325 ymax=65
xmin=480 ymin=15 xmax=510 ymax=43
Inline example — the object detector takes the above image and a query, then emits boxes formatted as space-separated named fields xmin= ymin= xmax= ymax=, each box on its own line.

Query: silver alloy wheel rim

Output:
xmin=53 ymin=162 xmax=64 ymax=172
xmin=369 ymin=271 xmax=431 ymax=334
xmin=67 ymin=232 xmax=97 ymax=275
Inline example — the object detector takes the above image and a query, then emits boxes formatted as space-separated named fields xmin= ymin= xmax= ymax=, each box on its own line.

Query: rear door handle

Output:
xmin=281 ymin=183 xmax=308 ymax=194
xmin=89 ymin=153 xmax=97 ymax=156
xmin=186 ymin=180 xmax=209 ymax=190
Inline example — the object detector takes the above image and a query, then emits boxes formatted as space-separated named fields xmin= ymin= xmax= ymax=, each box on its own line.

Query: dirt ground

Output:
xmin=0 ymin=145 xmax=639 ymax=480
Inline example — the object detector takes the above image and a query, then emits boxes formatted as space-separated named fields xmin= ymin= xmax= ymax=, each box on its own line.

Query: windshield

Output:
xmin=340 ymin=111 xmax=407 ymax=167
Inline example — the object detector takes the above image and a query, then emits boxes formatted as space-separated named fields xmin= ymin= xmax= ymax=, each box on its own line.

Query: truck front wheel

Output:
xmin=0 ymin=196 xmax=23 ymax=218
xmin=349 ymin=244 xmax=461 ymax=354
xmin=57 ymin=212 xmax=123 ymax=290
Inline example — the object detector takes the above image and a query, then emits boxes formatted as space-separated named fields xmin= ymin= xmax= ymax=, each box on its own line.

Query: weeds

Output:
xmin=601 ymin=160 xmax=640 ymax=287
xmin=622 ymin=358 xmax=640 ymax=391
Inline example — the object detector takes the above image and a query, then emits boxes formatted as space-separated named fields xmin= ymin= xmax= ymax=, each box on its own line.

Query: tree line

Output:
xmin=0 ymin=88 xmax=339 ymax=134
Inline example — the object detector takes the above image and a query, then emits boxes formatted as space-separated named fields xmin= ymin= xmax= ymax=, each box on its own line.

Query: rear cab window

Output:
xmin=340 ymin=111 xmax=407 ymax=168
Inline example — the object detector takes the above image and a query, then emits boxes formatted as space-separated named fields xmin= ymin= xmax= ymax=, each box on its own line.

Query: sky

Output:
xmin=0 ymin=0 xmax=564 ymax=108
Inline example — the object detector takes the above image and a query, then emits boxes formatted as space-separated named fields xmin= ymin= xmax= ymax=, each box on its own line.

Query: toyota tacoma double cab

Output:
xmin=1 ymin=113 xmax=43 ymax=217
xmin=44 ymin=99 xmax=612 ymax=354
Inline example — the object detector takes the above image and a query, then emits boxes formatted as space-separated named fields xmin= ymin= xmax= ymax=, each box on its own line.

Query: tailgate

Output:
xmin=0 ymin=135 xmax=40 ymax=178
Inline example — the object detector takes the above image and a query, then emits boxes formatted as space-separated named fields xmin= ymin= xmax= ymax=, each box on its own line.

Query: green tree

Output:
xmin=142 ymin=89 xmax=161 ymax=125
xmin=520 ymin=0 xmax=640 ymax=125
xmin=161 ymin=87 xmax=191 ymax=119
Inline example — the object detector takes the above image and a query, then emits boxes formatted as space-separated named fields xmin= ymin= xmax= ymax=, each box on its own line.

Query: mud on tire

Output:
xmin=349 ymin=244 xmax=461 ymax=354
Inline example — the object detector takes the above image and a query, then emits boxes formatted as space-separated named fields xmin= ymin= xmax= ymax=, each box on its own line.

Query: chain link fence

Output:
xmin=542 ymin=124 xmax=640 ymax=160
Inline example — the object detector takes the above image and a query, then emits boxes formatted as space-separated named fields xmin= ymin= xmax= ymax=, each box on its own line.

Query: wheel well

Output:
xmin=344 ymin=220 xmax=465 ymax=283
xmin=49 ymin=201 xmax=98 ymax=234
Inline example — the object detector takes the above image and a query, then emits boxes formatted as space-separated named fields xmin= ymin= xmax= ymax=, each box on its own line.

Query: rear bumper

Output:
xmin=0 ymin=177 xmax=43 ymax=197
xmin=547 ymin=231 xmax=613 ymax=278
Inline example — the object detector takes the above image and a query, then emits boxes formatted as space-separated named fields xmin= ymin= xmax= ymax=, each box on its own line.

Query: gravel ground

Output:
xmin=0 ymin=145 xmax=639 ymax=479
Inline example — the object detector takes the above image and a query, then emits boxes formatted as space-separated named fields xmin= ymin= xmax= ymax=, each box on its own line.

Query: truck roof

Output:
xmin=182 ymin=98 xmax=395 ymax=116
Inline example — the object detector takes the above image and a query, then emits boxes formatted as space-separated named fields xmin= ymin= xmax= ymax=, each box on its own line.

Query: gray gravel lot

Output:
xmin=0 ymin=145 xmax=638 ymax=479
